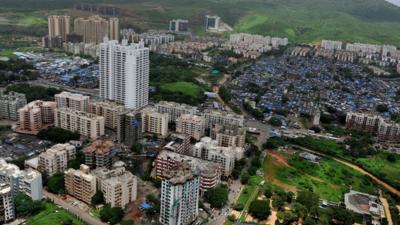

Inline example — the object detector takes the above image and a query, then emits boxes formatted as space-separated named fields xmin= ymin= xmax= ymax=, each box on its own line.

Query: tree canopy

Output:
xmin=204 ymin=185 xmax=229 ymax=208
xmin=248 ymin=200 xmax=271 ymax=220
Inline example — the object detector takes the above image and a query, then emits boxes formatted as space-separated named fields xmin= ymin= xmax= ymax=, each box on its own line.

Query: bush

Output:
xmin=47 ymin=173 xmax=65 ymax=194
xmin=91 ymin=190 xmax=105 ymax=206
xmin=100 ymin=205 xmax=124 ymax=225
xmin=204 ymin=185 xmax=229 ymax=208
xmin=14 ymin=193 xmax=44 ymax=217
xmin=6 ymin=83 xmax=61 ymax=102
xmin=37 ymin=127 xmax=80 ymax=143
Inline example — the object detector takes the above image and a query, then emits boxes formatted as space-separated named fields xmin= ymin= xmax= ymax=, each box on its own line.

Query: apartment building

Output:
xmin=48 ymin=15 xmax=70 ymax=40
xmin=160 ymin=164 xmax=200 ymax=225
xmin=0 ymin=92 xmax=26 ymax=121
xmin=155 ymin=101 xmax=198 ymax=122
xmin=155 ymin=150 xmax=221 ymax=192
xmin=109 ymin=17 xmax=120 ymax=41
xmin=205 ymin=15 xmax=220 ymax=31
xmin=377 ymin=121 xmax=400 ymax=142
xmin=321 ymin=40 xmax=343 ymax=51
xmin=169 ymin=19 xmax=189 ymax=32
xmin=211 ymin=125 xmax=246 ymax=148
xmin=141 ymin=107 xmax=169 ymax=137
xmin=54 ymin=108 xmax=105 ymax=140
xmin=193 ymin=137 xmax=244 ymax=176
xmin=18 ymin=101 xmax=56 ymax=134
xmin=202 ymin=109 xmax=244 ymax=129
xmin=64 ymin=165 xmax=96 ymax=204
xmin=101 ymin=170 xmax=137 ymax=208
xmin=0 ymin=159 xmax=43 ymax=200
xmin=99 ymin=39 xmax=149 ymax=109
xmin=0 ymin=183 xmax=14 ymax=223
xmin=89 ymin=101 xmax=126 ymax=130
xmin=345 ymin=112 xmax=382 ymax=133
xmin=116 ymin=110 xmax=143 ymax=146
xmin=74 ymin=15 xmax=114 ymax=44
xmin=55 ymin=91 xmax=90 ymax=112
xmin=164 ymin=133 xmax=191 ymax=154
xmin=84 ymin=140 xmax=114 ymax=169
xmin=38 ymin=143 xmax=76 ymax=176
xmin=176 ymin=114 xmax=205 ymax=140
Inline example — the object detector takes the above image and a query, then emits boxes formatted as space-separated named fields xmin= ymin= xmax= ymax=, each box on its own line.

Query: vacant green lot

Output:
xmin=265 ymin=152 xmax=377 ymax=202
xmin=356 ymin=152 xmax=400 ymax=187
xmin=27 ymin=202 xmax=85 ymax=225
xmin=160 ymin=81 xmax=203 ymax=98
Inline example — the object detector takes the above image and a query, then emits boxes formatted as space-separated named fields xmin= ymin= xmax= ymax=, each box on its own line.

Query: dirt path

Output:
xmin=380 ymin=197 xmax=393 ymax=225
xmin=296 ymin=146 xmax=400 ymax=197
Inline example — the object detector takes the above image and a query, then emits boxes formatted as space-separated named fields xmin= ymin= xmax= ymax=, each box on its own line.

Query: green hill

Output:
xmin=2 ymin=0 xmax=400 ymax=45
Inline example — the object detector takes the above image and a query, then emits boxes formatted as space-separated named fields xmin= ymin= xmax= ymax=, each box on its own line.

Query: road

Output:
xmin=44 ymin=191 xmax=107 ymax=225
xmin=380 ymin=196 xmax=393 ymax=225
xmin=296 ymin=146 xmax=400 ymax=197
xmin=28 ymin=78 xmax=99 ymax=97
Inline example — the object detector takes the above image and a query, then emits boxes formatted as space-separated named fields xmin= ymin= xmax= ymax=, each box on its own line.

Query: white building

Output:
xmin=321 ymin=40 xmax=343 ymax=51
xmin=99 ymin=38 xmax=149 ymax=109
xmin=0 ymin=159 xmax=43 ymax=200
xmin=55 ymin=91 xmax=90 ymax=112
xmin=193 ymin=137 xmax=244 ymax=176
xmin=202 ymin=109 xmax=244 ymax=129
xmin=0 ymin=183 xmax=14 ymax=223
xmin=160 ymin=164 xmax=200 ymax=225
xmin=155 ymin=101 xmax=198 ymax=122
xmin=38 ymin=143 xmax=76 ymax=176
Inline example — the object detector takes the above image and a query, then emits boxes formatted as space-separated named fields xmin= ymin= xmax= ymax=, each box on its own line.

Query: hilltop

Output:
xmin=1 ymin=0 xmax=400 ymax=45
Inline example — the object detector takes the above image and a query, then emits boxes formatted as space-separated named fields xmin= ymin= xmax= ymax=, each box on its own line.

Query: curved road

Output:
xmin=296 ymin=146 xmax=400 ymax=197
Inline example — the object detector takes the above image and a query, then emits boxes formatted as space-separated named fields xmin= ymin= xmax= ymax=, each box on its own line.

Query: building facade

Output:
xmin=55 ymin=91 xmax=90 ymax=112
xmin=89 ymin=101 xmax=126 ymax=130
xmin=0 ymin=183 xmax=14 ymax=223
xmin=101 ymin=169 xmax=137 ymax=208
xmin=116 ymin=110 xmax=143 ymax=146
xmin=0 ymin=92 xmax=26 ymax=121
xmin=99 ymin=39 xmax=149 ymax=109
xmin=160 ymin=164 xmax=200 ymax=225
xmin=74 ymin=15 xmax=109 ymax=44
xmin=109 ymin=17 xmax=120 ymax=41
xmin=155 ymin=101 xmax=198 ymax=122
xmin=141 ymin=107 xmax=169 ymax=137
xmin=38 ymin=143 xmax=76 ymax=176
xmin=176 ymin=114 xmax=205 ymax=140
xmin=64 ymin=165 xmax=96 ymax=204
xmin=18 ymin=101 xmax=56 ymax=134
xmin=211 ymin=125 xmax=246 ymax=148
xmin=54 ymin=108 xmax=105 ymax=140
xmin=169 ymin=19 xmax=189 ymax=32
xmin=84 ymin=140 xmax=114 ymax=169
xmin=202 ymin=110 xmax=244 ymax=129
xmin=48 ymin=15 xmax=70 ymax=40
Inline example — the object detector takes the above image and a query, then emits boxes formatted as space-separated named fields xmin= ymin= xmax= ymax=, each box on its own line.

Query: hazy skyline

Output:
xmin=386 ymin=0 xmax=400 ymax=6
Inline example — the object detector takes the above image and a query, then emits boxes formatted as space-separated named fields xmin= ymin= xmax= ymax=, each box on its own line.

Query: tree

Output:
xmin=303 ymin=217 xmax=317 ymax=225
xmin=100 ymin=205 xmax=124 ymax=225
xmin=14 ymin=193 xmax=44 ymax=217
xmin=240 ymin=172 xmax=250 ymax=184
xmin=248 ymin=200 xmax=271 ymax=220
xmin=376 ymin=104 xmax=389 ymax=113
xmin=47 ymin=173 xmax=65 ymax=194
xmin=204 ymin=185 xmax=229 ymax=208
xmin=387 ymin=154 xmax=397 ymax=163
xmin=131 ymin=143 xmax=143 ymax=154
xmin=269 ymin=117 xmax=283 ymax=127
xmin=296 ymin=191 xmax=319 ymax=210
xmin=121 ymin=220 xmax=134 ymax=225
xmin=91 ymin=190 xmax=105 ymax=206
xmin=68 ymin=151 xmax=84 ymax=169
xmin=37 ymin=127 xmax=80 ymax=143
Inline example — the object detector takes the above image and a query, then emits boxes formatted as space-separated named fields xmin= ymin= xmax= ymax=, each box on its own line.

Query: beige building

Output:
xmin=101 ymin=169 xmax=137 ymax=208
xmin=38 ymin=143 xmax=76 ymax=176
xmin=55 ymin=91 xmax=90 ymax=112
xmin=48 ymin=15 xmax=70 ymax=39
xmin=176 ymin=114 xmax=205 ymax=140
xmin=55 ymin=108 xmax=105 ymax=140
xmin=211 ymin=125 xmax=246 ymax=148
xmin=18 ymin=101 xmax=56 ymax=134
xmin=89 ymin=101 xmax=126 ymax=130
xmin=109 ymin=17 xmax=120 ymax=41
xmin=74 ymin=15 xmax=119 ymax=44
xmin=202 ymin=109 xmax=244 ymax=129
xmin=64 ymin=165 xmax=96 ymax=204
xmin=141 ymin=107 xmax=169 ymax=137
xmin=155 ymin=101 xmax=198 ymax=122
xmin=84 ymin=140 xmax=114 ymax=169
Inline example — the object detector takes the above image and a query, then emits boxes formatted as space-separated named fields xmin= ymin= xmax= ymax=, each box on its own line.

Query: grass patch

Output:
xmin=160 ymin=81 xmax=203 ymax=98
xmin=26 ymin=202 xmax=85 ymax=225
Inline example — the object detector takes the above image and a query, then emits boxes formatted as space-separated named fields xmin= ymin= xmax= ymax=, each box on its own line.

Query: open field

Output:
xmin=2 ymin=0 xmax=400 ymax=45
xmin=26 ymin=202 xmax=85 ymax=225
xmin=160 ymin=81 xmax=203 ymax=98
xmin=264 ymin=151 xmax=377 ymax=202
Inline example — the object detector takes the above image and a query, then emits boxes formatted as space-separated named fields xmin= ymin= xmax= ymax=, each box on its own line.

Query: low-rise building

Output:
xmin=0 ymin=159 xmax=43 ymax=200
xmin=345 ymin=112 xmax=381 ymax=133
xmin=64 ymin=164 xmax=96 ymax=204
xmin=344 ymin=190 xmax=384 ymax=223
xmin=0 ymin=92 xmax=27 ymax=121
xmin=155 ymin=150 xmax=221 ymax=192
xmin=38 ymin=143 xmax=76 ymax=175
xmin=211 ymin=124 xmax=246 ymax=148
xmin=55 ymin=91 xmax=90 ymax=112
xmin=84 ymin=140 xmax=114 ymax=169
xmin=176 ymin=114 xmax=205 ymax=140
xmin=55 ymin=108 xmax=105 ymax=140
xmin=89 ymin=101 xmax=126 ymax=130
xmin=17 ymin=101 xmax=56 ymax=134
xmin=141 ymin=107 xmax=169 ymax=137
xmin=193 ymin=137 xmax=244 ymax=176
xmin=155 ymin=101 xmax=197 ymax=122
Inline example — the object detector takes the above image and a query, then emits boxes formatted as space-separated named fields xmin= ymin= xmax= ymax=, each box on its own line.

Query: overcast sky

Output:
xmin=386 ymin=0 xmax=400 ymax=6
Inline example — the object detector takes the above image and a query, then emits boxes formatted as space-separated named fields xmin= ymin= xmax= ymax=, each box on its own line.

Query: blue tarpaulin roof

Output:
xmin=140 ymin=202 xmax=152 ymax=209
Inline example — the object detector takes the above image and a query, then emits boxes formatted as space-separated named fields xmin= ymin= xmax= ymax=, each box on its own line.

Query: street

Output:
xmin=44 ymin=191 xmax=107 ymax=225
